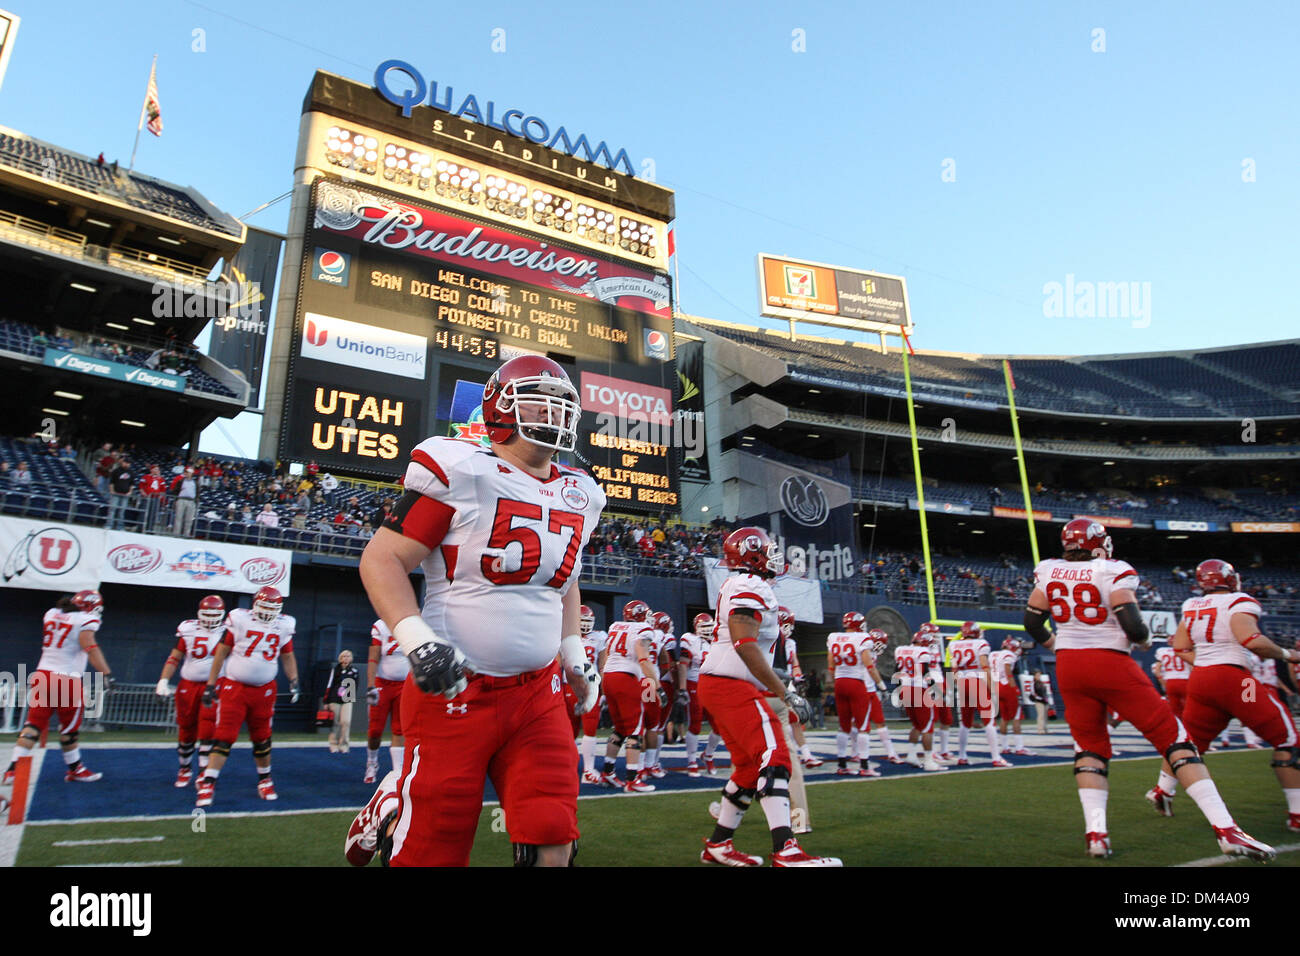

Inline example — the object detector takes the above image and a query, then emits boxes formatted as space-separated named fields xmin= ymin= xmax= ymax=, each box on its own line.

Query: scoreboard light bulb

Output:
xmin=396 ymin=147 xmax=407 ymax=158
xmin=353 ymin=134 xmax=365 ymax=144
xmin=385 ymin=157 xmax=397 ymax=168
xmin=365 ymin=137 xmax=378 ymax=148
xmin=328 ymin=126 xmax=340 ymax=138
xmin=352 ymin=146 xmax=365 ymax=158
xmin=366 ymin=150 xmax=377 ymax=161
xmin=387 ymin=144 xmax=398 ymax=155
xmin=439 ymin=172 xmax=450 ymax=183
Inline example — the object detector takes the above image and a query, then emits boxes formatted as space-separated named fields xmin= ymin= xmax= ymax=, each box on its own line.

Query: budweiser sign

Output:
xmin=105 ymin=543 xmax=163 ymax=574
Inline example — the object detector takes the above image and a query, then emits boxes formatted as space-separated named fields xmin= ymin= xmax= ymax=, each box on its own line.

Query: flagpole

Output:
xmin=129 ymin=54 xmax=156 ymax=174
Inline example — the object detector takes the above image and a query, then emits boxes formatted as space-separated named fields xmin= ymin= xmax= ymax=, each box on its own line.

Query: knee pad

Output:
xmin=60 ymin=731 xmax=78 ymax=748
xmin=17 ymin=726 xmax=39 ymax=744
xmin=252 ymin=739 xmax=272 ymax=759
xmin=178 ymin=742 xmax=196 ymax=758
xmin=1073 ymin=751 xmax=1109 ymax=777
xmin=512 ymin=843 xmax=538 ymax=867
xmin=1270 ymin=746 xmax=1300 ymax=769
xmin=212 ymin=741 xmax=233 ymax=758
xmin=378 ymin=809 xmax=399 ymax=868
xmin=756 ymin=764 xmax=791 ymax=800
xmin=1165 ymin=741 xmax=1201 ymax=773
xmin=609 ymin=732 xmax=626 ymax=749
xmin=722 ymin=785 xmax=755 ymax=811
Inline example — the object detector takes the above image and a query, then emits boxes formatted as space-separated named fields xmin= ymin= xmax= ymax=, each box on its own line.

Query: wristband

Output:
xmin=392 ymin=615 xmax=440 ymax=657
xmin=559 ymin=634 xmax=585 ymax=671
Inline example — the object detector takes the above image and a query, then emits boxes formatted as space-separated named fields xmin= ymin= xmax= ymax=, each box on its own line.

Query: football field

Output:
xmin=7 ymin=726 xmax=1297 ymax=867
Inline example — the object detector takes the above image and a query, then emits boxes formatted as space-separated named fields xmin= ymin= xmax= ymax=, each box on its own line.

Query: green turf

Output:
xmin=15 ymin=750 xmax=1297 ymax=867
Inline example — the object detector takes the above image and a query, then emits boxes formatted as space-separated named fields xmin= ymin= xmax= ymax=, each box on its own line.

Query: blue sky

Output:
xmin=2 ymin=1 xmax=1296 ymax=456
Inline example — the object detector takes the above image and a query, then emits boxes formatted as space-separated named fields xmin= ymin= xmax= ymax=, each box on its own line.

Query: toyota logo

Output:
xmin=780 ymin=476 xmax=829 ymax=527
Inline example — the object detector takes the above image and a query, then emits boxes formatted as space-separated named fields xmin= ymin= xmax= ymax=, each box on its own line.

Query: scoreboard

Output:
xmin=280 ymin=177 xmax=679 ymax=510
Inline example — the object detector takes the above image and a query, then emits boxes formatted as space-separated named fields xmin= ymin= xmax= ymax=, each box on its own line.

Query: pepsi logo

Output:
xmin=106 ymin=543 xmax=162 ymax=574
xmin=241 ymin=558 xmax=285 ymax=586
xmin=317 ymin=250 xmax=346 ymax=275
xmin=643 ymin=328 xmax=668 ymax=360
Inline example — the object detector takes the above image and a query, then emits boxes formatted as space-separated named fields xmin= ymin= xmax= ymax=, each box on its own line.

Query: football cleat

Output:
xmin=256 ymin=777 xmax=278 ymax=801
xmin=1145 ymin=786 xmax=1175 ymax=817
xmin=905 ymin=755 xmax=924 ymax=768
xmin=939 ymin=752 xmax=954 ymax=761
xmin=364 ymin=765 xmax=378 ymax=784
xmin=686 ymin=762 xmax=701 ymax=778
xmin=597 ymin=773 xmax=623 ymax=789
xmin=582 ymin=769 xmax=603 ymax=785
xmin=802 ymin=756 xmax=824 ymax=768
xmin=887 ymin=755 xmax=906 ymax=765
xmin=1013 ymin=748 xmax=1033 ymax=756
xmin=195 ymin=777 xmax=215 ymax=807
xmin=991 ymin=758 xmax=1012 ymax=768
xmin=346 ymin=771 xmax=399 ymax=866
xmin=65 ymin=765 xmax=102 ymax=783
xmin=858 ymin=765 xmax=882 ymax=777
xmin=701 ymin=839 xmax=763 ymax=867
xmin=922 ymin=757 xmax=943 ymax=772
xmin=624 ymin=776 xmax=655 ymax=793
xmin=772 ymin=839 xmax=842 ymax=867
xmin=649 ymin=764 xmax=667 ymax=779
xmin=174 ymin=767 xmax=192 ymax=788
xmin=835 ymin=767 xmax=854 ymax=776
xmin=1286 ymin=813 xmax=1300 ymax=833
xmin=1214 ymin=825 xmax=1274 ymax=862
xmin=1085 ymin=831 xmax=1112 ymax=858
xmin=956 ymin=758 xmax=970 ymax=766
xmin=704 ymin=757 xmax=717 ymax=775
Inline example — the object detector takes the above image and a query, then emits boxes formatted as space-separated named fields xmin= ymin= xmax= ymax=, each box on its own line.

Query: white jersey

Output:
xmin=175 ymin=619 xmax=227 ymax=683
xmin=400 ymin=436 xmax=606 ymax=677
xmin=602 ymin=621 xmax=655 ymax=677
xmin=827 ymin=631 xmax=872 ymax=684
xmin=222 ymin=607 xmax=296 ymax=686
xmin=371 ymin=619 xmax=410 ymax=682
xmin=1179 ymin=591 xmax=1262 ymax=670
xmin=1019 ymin=673 xmax=1037 ymax=705
xmin=677 ymin=632 xmax=706 ymax=682
xmin=1154 ymin=645 xmax=1191 ymax=684
xmin=701 ymin=573 xmax=779 ymax=690
xmin=1250 ymin=656 xmax=1279 ymax=688
xmin=949 ymin=637 xmax=991 ymax=673
xmin=1033 ymin=557 xmax=1140 ymax=652
xmin=36 ymin=609 xmax=100 ymax=676
xmin=583 ymin=630 xmax=607 ymax=670
xmin=893 ymin=644 xmax=930 ymax=689
xmin=988 ymin=649 xmax=1017 ymax=685
xmin=653 ymin=631 xmax=674 ymax=679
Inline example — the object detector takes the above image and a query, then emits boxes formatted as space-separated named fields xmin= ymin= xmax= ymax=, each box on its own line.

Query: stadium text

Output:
xmin=309 ymin=388 xmax=403 ymax=460
xmin=593 ymin=409 xmax=702 ymax=459
xmin=771 ymin=535 xmax=854 ymax=581
xmin=1041 ymin=274 xmax=1151 ymax=328
xmin=49 ymin=886 xmax=151 ymax=936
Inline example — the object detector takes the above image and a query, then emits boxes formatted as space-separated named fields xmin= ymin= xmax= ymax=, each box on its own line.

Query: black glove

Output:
xmin=103 ymin=675 xmax=116 ymax=695
xmin=669 ymin=694 xmax=688 ymax=725
xmin=785 ymin=690 xmax=811 ymax=726
xmin=656 ymin=686 xmax=669 ymax=709
xmin=202 ymin=684 xmax=217 ymax=708
xmin=410 ymin=641 xmax=468 ymax=698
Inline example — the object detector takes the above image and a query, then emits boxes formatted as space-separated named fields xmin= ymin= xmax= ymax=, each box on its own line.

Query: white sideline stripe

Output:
xmin=53 ymin=836 xmax=166 ymax=846
xmin=1176 ymin=841 xmax=1300 ymax=868
xmin=27 ymin=806 xmax=368 ymax=827
xmin=0 ymin=748 xmax=44 ymax=867
xmin=57 ymin=859 xmax=183 ymax=867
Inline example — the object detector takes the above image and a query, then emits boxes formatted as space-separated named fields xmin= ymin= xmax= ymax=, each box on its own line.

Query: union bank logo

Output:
xmin=3 ymin=528 xmax=84 ymax=582
xmin=305 ymin=318 xmax=328 ymax=348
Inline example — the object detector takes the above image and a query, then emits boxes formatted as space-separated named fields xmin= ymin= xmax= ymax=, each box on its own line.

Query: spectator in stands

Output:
xmin=0 ymin=461 xmax=9 ymax=485
xmin=241 ymin=504 xmax=255 ymax=525
xmin=170 ymin=466 xmax=198 ymax=537
xmin=344 ymin=497 xmax=366 ymax=534
xmin=322 ymin=650 xmax=359 ymax=754
xmin=59 ymin=443 xmax=76 ymax=461
xmin=255 ymin=504 xmax=279 ymax=529
xmin=306 ymin=460 xmax=320 ymax=480
xmin=11 ymin=460 xmax=32 ymax=486
xmin=290 ymin=508 xmax=307 ymax=531
xmin=370 ymin=498 xmax=393 ymax=532
xmin=139 ymin=464 xmax=166 ymax=532
xmin=318 ymin=472 xmax=339 ymax=507
xmin=94 ymin=445 xmax=116 ymax=493
xmin=106 ymin=456 xmax=134 ymax=530
xmin=293 ymin=488 xmax=310 ymax=513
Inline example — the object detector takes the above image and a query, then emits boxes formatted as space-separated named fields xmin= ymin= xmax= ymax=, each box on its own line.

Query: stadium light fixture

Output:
xmin=1167 ymin=534 xmax=1189 ymax=540
xmin=156 ymin=236 xmax=182 ymax=245
xmin=121 ymin=419 xmax=146 ymax=427
xmin=83 ymin=218 xmax=111 ymax=228
xmin=132 ymin=317 xmax=155 ymax=326
xmin=52 ymin=391 xmax=82 ymax=400
xmin=1103 ymin=460 xmax=1115 ymax=466
xmin=862 ymin=522 xmax=876 ymax=528
xmin=807 ymin=433 xmax=820 ymax=439
xmin=701 ymin=506 xmax=709 ymax=513
xmin=69 ymin=282 xmax=96 ymax=293
xmin=40 ymin=408 xmax=69 ymax=416
xmin=808 ymin=388 xmax=821 ymax=394
xmin=105 ymin=322 xmax=129 ymax=331
xmin=970 ymin=529 xmax=986 ymax=534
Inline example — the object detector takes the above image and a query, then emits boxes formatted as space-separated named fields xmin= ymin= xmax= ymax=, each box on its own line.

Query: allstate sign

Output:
xmin=43 ymin=348 xmax=185 ymax=392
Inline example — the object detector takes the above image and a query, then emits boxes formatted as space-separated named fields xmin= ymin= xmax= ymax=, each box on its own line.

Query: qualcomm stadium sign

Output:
xmin=374 ymin=60 xmax=636 ymax=176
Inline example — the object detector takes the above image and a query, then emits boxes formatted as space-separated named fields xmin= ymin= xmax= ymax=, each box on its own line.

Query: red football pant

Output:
xmin=1056 ymin=649 xmax=1187 ymax=759
xmin=1164 ymin=681 xmax=1188 ymax=719
xmin=954 ymin=674 xmax=994 ymax=727
xmin=904 ymin=703 xmax=936 ymax=734
xmin=213 ymin=677 xmax=276 ymax=742
xmin=834 ymin=678 xmax=871 ymax=732
xmin=602 ymin=672 xmax=646 ymax=737
xmin=368 ymin=676 xmax=405 ymax=738
xmin=175 ymin=678 xmax=212 ymax=744
xmin=389 ymin=664 xmax=578 ymax=867
xmin=561 ymin=683 xmax=600 ymax=737
xmin=24 ymin=670 xmax=83 ymax=734
xmin=686 ymin=680 xmax=703 ymax=734
xmin=698 ymin=675 xmax=790 ymax=789
xmin=1182 ymin=666 xmax=1299 ymax=753
xmin=997 ymin=684 xmax=1022 ymax=722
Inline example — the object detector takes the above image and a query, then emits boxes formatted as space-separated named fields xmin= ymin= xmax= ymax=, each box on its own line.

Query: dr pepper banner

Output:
xmin=0 ymin=517 xmax=292 ymax=595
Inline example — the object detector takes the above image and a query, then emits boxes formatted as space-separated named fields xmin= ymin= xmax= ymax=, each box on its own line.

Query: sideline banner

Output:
xmin=0 ymin=518 xmax=103 ymax=592
xmin=702 ymin=557 xmax=823 ymax=624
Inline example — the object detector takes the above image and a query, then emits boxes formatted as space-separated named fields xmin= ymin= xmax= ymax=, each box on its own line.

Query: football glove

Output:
xmin=570 ymin=660 xmax=600 ymax=715
xmin=104 ymin=675 xmax=116 ymax=696
xmin=773 ymin=666 xmax=791 ymax=682
xmin=202 ymin=684 xmax=217 ymax=708
xmin=410 ymin=640 xmax=468 ymax=699
xmin=155 ymin=678 xmax=172 ymax=698
xmin=656 ymin=686 xmax=670 ymax=709
xmin=289 ymin=680 xmax=301 ymax=704
xmin=366 ymin=686 xmax=381 ymax=706
xmin=669 ymin=694 xmax=688 ymax=725
xmin=785 ymin=690 xmax=811 ymax=726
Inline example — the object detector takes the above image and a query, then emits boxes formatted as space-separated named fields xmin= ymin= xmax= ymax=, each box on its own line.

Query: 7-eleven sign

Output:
xmin=784 ymin=266 xmax=815 ymax=298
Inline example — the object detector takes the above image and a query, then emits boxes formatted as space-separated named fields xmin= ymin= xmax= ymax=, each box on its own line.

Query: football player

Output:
xmin=769 ymin=606 xmax=813 ymax=832
xmin=1024 ymin=521 xmax=1273 ymax=861
xmin=893 ymin=629 xmax=944 ymax=771
xmin=948 ymin=621 xmax=1006 ymax=767
xmin=598 ymin=600 xmax=662 ymax=792
xmin=862 ymin=629 xmax=901 ymax=764
xmin=365 ymin=618 xmax=408 ymax=783
xmin=196 ymin=586 xmax=299 ymax=807
xmin=698 ymin=527 xmax=839 ymax=866
xmin=349 ymin=355 xmax=606 ymax=867
xmin=642 ymin=611 xmax=677 ymax=778
xmin=568 ymin=605 xmax=608 ymax=783
xmin=1145 ymin=559 xmax=1300 ymax=832
xmin=4 ymin=591 xmax=111 ymax=786
xmin=989 ymin=638 xmax=1029 ymax=755
xmin=827 ymin=614 xmax=890 ymax=775
xmin=679 ymin=613 xmax=711 ymax=775
xmin=155 ymin=595 xmax=227 ymax=786
xmin=1152 ymin=639 xmax=1193 ymax=718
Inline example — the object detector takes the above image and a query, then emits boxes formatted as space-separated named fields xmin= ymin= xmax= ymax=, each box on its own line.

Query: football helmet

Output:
xmin=1002 ymin=637 xmax=1022 ymax=655
xmin=913 ymin=630 xmax=936 ymax=648
xmin=252 ymin=586 xmax=283 ymax=624
xmin=579 ymin=604 xmax=595 ymax=635
xmin=198 ymin=595 xmax=225 ymax=629
xmin=651 ymin=611 xmax=673 ymax=634
xmin=959 ymin=621 xmax=981 ymax=639
xmin=481 ymin=355 xmax=581 ymax=453
xmin=722 ymin=527 xmax=784 ymax=579
xmin=1195 ymin=559 xmax=1241 ymax=593
xmin=623 ymin=600 xmax=650 ymax=622
xmin=71 ymin=590 xmax=103 ymax=616
xmin=1061 ymin=518 xmax=1113 ymax=559
xmin=917 ymin=621 xmax=941 ymax=637
xmin=778 ymin=606 xmax=795 ymax=639
xmin=867 ymin=628 xmax=889 ymax=654
xmin=842 ymin=611 xmax=866 ymax=632
xmin=693 ymin=613 xmax=715 ymax=639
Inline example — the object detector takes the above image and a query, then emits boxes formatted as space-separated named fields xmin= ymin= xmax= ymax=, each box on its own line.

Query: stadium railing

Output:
xmin=95 ymin=682 xmax=176 ymax=730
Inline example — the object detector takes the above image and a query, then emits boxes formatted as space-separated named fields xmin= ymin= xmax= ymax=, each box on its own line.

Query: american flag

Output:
xmin=143 ymin=60 xmax=163 ymax=136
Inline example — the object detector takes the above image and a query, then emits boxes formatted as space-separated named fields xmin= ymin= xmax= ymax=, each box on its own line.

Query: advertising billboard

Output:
xmin=757 ymin=253 xmax=912 ymax=336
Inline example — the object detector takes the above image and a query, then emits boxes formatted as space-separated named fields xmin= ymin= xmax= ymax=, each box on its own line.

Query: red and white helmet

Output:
xmin=72 ymin=590 xmax=103 ymax=616
xmin=1195 ymin=559 xmax=1241 ymax=593
xmin=1002 ymin=637 xmax=1022 ymax=655
xmin=623 ymin=600 xmax=650 ymax=622
xmin=913 ymin=629 xmax=936 ymax=648
xmin=842 ymin=611 xmax=866 ymax=632
xmin=579 ymin=604 xmax=595 ymax=635
xmin=778 ymin=606 xmax=795 ymax=639
xmin=198 ymin=594 xmax=225 ymax=629
xmin=960 ymin=621 xmax=981 ymax=639
xmin=252 ymin=586 xmax=283 ymax=623
xmin=867 ymin=628 xmax=889 ymax=655
xmin=651 ymin=611 xmax=673 ymax=634
xmin=481 ymin=355 xmax=581 ymax=453
xmin=722 ymin=527 xmax=784 ymax=578
xmin=917 ymin=621 xmax=941 ymax=638
xmin=1061 ymin=518 xmax=1113 ymax=559
xmin=693 ymin=613 xmax=715 ymax=639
